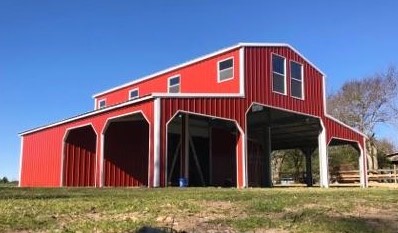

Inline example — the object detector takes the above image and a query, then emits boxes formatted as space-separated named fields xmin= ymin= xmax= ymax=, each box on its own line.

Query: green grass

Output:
xmin=0 ymin=187 xmax=397 ymax=232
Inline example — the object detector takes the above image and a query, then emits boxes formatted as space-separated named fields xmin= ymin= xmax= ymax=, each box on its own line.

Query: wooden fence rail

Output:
xmin=334 ymin=166 xmax=397 ymax=183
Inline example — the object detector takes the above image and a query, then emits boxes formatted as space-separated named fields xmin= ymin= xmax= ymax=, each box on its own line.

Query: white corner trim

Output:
xmin=18 ymin=136 xmax=24 ymax=187
xmin=239 ymin=47 xmax=245 ymax=95
xmin=153 ymin=98 xmax=161 ymax=187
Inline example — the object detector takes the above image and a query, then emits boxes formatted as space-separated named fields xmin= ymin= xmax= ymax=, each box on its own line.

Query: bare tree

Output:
xmin=327 ymin=66 xmax=398 ymax=170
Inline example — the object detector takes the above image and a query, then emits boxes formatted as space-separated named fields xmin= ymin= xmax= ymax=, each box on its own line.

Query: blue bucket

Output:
xmin=179 ymin=178 xmax=188 ymax=187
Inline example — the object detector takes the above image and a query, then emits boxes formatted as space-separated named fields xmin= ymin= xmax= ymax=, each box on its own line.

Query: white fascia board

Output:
xmin=151 ymin=93 xmax=245 ymax=98
xmin=19 ymin=96 xmax=154 ymax=136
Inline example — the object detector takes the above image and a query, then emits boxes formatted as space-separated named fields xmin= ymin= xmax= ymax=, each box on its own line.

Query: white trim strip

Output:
xmin=153 ymin=98 xmax=161 ymax=187
xmin=152 ymin=93 xmax=245 ymax=98
xmin=239 ymin=47 xmax=245 ymax=95
xmin=18 ymin=136 xmax=24 ymax=187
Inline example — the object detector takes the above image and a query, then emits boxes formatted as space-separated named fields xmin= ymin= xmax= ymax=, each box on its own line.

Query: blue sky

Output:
xmin=1 ymin=1 xmax=397 ymax=180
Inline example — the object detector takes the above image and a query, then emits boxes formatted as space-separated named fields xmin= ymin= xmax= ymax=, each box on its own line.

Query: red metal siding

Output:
xmin=160 ymin=97 xmax=247 ymax=187
xmin=95 ymin=50 xmax=241 ymax=107
xmin=21 ymin=45 xmax=366 ymax=188
xmin=104 ymin=120 xmax=149 ymax=187
xmin=63 ymin=126 xmax=96 ymax=186
xmin=244 ymin=47 xmax=324 ymax=116
xmin=211 ymin=127 xmax=237 ymax=186
xmin=21 ymin=127 xmax=64 ymax=187
xmin=21 ymin=100 xmax=154 ymax=187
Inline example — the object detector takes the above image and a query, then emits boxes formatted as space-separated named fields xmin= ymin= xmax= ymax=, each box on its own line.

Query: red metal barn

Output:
xmin=19 ymin=43 xmax=368 ymax=188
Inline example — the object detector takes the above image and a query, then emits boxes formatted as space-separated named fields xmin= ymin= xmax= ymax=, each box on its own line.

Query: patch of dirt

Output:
xmin=354 ymin=206 xmax=398 ymax=232
xmin=155 ymin=201 xmax=244 ymax=233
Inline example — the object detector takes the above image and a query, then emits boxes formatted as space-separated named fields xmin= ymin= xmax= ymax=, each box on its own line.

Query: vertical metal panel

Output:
xmin=211 ymin=127 xmax=236 ymax=186
xmin=104 ymin=120 xmax=149 ymax=187
xmin=63 ymin=125 xmax=96 ymax=187
xmin=21 ymin=100 xmax=154 ymax=187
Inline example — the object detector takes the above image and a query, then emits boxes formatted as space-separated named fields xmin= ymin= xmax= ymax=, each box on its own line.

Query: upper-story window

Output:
xmin=129 ymin=88 xmax=139 ymax=100
xmin=218 ymin=58 xmax=234 ymax=82
xmin=168 ymin=75 xmax=180 ymax=93
xmin=272 ymin=54 xmax=286 ymax=94
xmin=98 ymin=99 xmax=106 ymax=109
xmin=290 ymin=61 xmax=304 ymax=99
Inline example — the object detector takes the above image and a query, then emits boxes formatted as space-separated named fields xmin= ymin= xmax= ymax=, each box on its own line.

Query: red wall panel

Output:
xmin=211 ymin=127 xmax=237 ymax=187
xmin=95 ymin=50 xmax=241 ymax=107
xmin=63 ymin=125 xmax=96 ymax=187
xmin=104 ymin=120 xmax=149 ymax=187
xmin=20 ymin=100 xmax=154 ymax=187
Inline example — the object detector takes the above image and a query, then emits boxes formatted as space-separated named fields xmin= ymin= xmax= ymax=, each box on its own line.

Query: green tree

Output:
xmin=327 ymin=66 xmax=398 ymax=170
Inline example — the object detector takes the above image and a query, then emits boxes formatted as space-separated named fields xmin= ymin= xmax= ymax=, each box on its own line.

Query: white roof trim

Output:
xmin=92 ymin=42 xmax=325 ymax=98
xmin=19 ymin=96 xmax=154 ymax=136
xmin=151 ymin=92 xmax=245 ymax=98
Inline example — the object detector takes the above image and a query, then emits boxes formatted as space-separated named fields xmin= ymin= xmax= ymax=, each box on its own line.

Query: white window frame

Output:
xmin=271 ymin=53 xmax=287 ymax=95
xmin=168 ymin=75 xmax=181 ymax=93
xmin=128 ymin=88 xmax=139 ymax=100
xmin=217 ymin=57 xmax=234 ymax=83
xmin=290 ymin=60 xmax=304 ymax=100
xmin=98 ymin=98 xmax=106 ymax=109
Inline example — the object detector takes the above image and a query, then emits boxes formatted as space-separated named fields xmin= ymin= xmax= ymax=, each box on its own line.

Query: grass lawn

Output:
xmin=0 ymin=187 xmax=397 ymax=233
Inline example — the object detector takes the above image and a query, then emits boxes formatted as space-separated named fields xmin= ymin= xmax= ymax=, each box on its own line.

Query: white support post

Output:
xmin=18 ymin=136 xmax=24 ymax=187
xmin=209 ymin=126 xmax=213 ymax=185
xmin=153 ymin=98 xmax=161 ymax=187
xmin=359 ymin=146 xmax=367 ymax=188
xmin=318 ymin=122 xmax=329 ymax=188
xmin=184 ymin=115 xmax=189 ymax=180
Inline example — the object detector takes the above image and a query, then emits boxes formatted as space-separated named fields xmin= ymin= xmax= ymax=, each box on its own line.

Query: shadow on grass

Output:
xmin=136 ymin=226 xmax=186 ymax=233
xmin=282 ymin=209 xmax=395 ymax=233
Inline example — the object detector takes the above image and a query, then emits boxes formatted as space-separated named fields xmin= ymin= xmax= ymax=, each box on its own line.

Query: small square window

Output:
xmin=98 ymin=99 xmax=106 ymax=109
xmin=218 ymin=58 xmax=234 ymax=82
xmin=168 ymin=76 xmax=180 ymax=93
xmin=129 ymin=88 xmax=139 ymax=100
xmin=272 ymin=54 xmax=286 ymax=94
